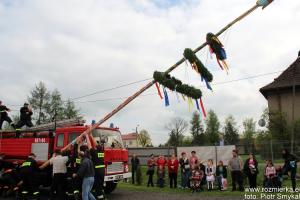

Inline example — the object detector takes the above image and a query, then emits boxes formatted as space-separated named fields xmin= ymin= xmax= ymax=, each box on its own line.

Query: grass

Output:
xmin=118 ymin=165 xmax=300 ymax=196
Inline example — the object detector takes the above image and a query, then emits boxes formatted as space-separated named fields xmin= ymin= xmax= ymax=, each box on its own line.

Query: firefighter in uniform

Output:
xmin=20 ymin=153 xmax=40 ymax=199
xmin=0 ymin=100 xmax=15 ymax=129
xmin=16 ymin=103 xmax=33 ymax=129
xmin=86 ymin=133 xmax=105 ymax=200
xmin=69 ymin=140 xmax=83 ymax=200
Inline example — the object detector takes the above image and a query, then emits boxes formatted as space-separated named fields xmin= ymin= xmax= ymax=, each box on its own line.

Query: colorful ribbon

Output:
xmin=163 ymin=87 xmax=169 ymax=107
xmin=155 ymin=82 xmax=163 ymax=99
xmin=188 ymin=97 xmax=193 ymax=112
xmin=195 ymin=99 xmax=200 ymax=110
xmin=199 ymin=98 xmax=207 ymax=118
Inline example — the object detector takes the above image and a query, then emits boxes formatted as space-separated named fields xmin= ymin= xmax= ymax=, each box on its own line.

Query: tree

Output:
xmin=190 ymin=111 xmax=206 ymax=146
xmin=165 ymin=117 xmax=188 ymax=147
xmin=46 ymin=89 xmax=65 ymax=122
xmin=64 ymin=99 xmax=80 ymax=119
xmin=27 ymin=81 xmax=50 ymax=125
xmin=242 ymin=118 xmax=256 ymax=153
xmin=205 ymin=110 xmax=220 ymax=145
xmin=224 ymin=115 xmax=239 ymax=145
xmin=182 ymin=136 xmax=193 ymax=147
xmin=137 ymin=129 xmax=152 ymax=147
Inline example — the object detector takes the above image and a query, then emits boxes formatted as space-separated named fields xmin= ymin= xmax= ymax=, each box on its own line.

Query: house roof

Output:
xmin=260 ymin=56 xmax=300 ymax=98
xmin=121 ymin=132 xmax=138 ymax=140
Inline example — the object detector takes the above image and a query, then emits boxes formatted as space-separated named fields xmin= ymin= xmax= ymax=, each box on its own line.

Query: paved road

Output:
xmin=4 ymin=189 xmax=244 ymax=200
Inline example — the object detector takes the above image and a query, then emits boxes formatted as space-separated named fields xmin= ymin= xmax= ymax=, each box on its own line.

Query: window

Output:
xmin=68 ymin=132 xmax=80 ymax=144
xmin=56 ymin=134 xmax=64 ymax=147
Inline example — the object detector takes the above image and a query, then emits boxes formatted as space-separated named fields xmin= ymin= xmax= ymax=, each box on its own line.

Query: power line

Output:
xmin=70 ymin=78 xmax=152 ymax=100
xmin=73 ymin=70 xmax=283 ymax=104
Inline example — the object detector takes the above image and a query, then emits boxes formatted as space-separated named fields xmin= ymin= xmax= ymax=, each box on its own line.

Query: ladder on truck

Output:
xmin=60 ymin=0 xmax=273 ymax=150
xmin=0 ymin=117 xmax=85 ymax=134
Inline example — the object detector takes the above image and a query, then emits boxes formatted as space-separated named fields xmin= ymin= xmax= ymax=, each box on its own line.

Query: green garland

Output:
xmin=183 ymin=48 xmax=213 ymax=82
xmin=153 ymin=71 xmax=202 ymax=99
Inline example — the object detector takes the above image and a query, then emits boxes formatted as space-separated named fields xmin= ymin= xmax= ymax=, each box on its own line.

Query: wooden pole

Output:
xmin=62 ymin=2 xmax=267 ymax=151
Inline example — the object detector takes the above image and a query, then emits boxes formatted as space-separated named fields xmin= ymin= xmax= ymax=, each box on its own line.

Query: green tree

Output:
xmin=27 ymin=81 xmax=50 ymax=125
xmin=205 ymin=110 xmax=220 ymax=145
xmin=182 ymin=136 xmax=193 ymax=147
xmin=165 ymin=117 xmax=188 ymax=147
xmin=137 ymin=129 xmax=152 ymax=147
xmin=224 ymin=115 xmax=239 ymax=145
xmin=46 ymin=89 xmax=65 ymax=122
xmin=64 ymin=99 xmax=80 ymax=119
xmin=242 ymin=118 xmax=256 ymax=154
xmin=190 ymin=111 xmax=206 ymax=145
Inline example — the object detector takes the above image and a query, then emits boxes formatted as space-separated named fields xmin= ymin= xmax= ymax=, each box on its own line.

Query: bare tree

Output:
xmin=165 ymin=117 xmax=188 ymax=147
xmin=137 ymin=129 xmax=152 ymax=147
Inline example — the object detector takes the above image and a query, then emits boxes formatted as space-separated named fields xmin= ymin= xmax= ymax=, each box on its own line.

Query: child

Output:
xmin=157 ymin=165 xmax=165 ymax=188
xmin=216 ymin=160 xmax=227 ymax=191
xmin=265 ymin=160 xmax=276 ymax=188
xmin=206 ymin=159 xmax=215 ymax=190
xmin=190 ymin=165 xmax=204 ymax=192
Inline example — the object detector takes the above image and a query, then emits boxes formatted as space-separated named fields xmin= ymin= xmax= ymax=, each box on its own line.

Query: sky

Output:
xmin=0 ymin=0 xmax=299 ymax=146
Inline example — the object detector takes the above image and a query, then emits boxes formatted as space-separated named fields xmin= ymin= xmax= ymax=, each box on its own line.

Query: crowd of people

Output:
xmin=131 ymin=149 xmax=299 ymax=192
xmin=0 ymin=132 xmax=106 ymax=200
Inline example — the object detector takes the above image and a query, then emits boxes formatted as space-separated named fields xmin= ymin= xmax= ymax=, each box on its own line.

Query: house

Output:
xmin=121 ymin=132 xmax=139 ymax=148
xmin=260 ymin=52 xmax=300 ymax=124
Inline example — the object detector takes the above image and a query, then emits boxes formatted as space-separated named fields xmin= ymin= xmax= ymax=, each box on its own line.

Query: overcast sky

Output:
xmin=0 ymin=0 xmax=299 ymax=145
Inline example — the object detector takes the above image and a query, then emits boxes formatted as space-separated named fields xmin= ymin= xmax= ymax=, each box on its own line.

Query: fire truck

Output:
xmin=0 ymin=118 xmax=131 ymax=194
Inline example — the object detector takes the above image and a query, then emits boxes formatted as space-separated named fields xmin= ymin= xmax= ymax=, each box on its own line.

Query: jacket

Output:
xmin=243 ymin=158 xmax=259 ymax=175
xmin=20 ymin=106 xmax=33 ymax=121
xmin=216 ymin=165 xmax=227 ymax=178
xmin=77 ymin=157 xmax=95 ymax=178
xmin=168 ymin=159 xmax=179 ymax=174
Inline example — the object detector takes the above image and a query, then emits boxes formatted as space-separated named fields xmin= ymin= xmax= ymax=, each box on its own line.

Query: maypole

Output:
xmin=62 ymin=0 xmax=274 ymax=151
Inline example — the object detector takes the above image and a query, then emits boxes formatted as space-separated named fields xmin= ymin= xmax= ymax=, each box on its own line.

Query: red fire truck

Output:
xmin=0 ymin=120 xmax=131 ymax=194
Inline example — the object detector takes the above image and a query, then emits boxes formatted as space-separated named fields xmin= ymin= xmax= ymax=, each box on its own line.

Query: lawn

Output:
xmin=118 ymin=164 xmax=299 ymax=197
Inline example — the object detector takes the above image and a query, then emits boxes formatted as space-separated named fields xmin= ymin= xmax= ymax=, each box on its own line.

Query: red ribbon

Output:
xmin=199 ymin=98 xmax=207 ymax=118
xmin=155 ymin=82 xmax=163 ymax=99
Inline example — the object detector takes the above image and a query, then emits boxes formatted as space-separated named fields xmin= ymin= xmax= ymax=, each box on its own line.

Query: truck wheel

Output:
xmin=104 ymin=181 xmax=117 ymax=194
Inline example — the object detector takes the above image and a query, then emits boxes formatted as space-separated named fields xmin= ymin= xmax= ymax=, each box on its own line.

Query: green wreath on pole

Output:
xmin=153 ymin=71 xmax=202 ymax=99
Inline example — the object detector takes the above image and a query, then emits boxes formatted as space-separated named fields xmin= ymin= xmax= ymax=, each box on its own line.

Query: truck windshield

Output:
xmin=92 ymin=129 xmax=124 ymax=149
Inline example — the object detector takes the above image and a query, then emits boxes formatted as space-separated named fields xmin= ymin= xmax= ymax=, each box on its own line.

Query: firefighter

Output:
xmin=68 ymin=139 xmax=83 ymax=200
xmin=15 ymin=103 xmax=33 ymax=129
xmin=86 ymin=133 xmax=105 ymax=200
xmin=15 ymin=103 xmax=33 ymax=138
xmin=0 ymin=100 xmax=15 ymax=129
xmin=20 ymin=153 xmax=40 ymax=199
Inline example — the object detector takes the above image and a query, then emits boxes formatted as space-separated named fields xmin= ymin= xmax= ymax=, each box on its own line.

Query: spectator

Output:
xmin=168 ymin=154 xmax=179 ymax=189
xmin=40 ymin=149 xmax=69 ymax=200
xmin=228 ymin=149 xmax=244 ymax=191
xmin=264 ymin=160 xmax=276 ymax=188
xmin=73 ymin=150 xmax=96 ymax=200
xmin=190 ymin=165 xmax=204 ymax=193
xmin=179 ymin=152 xmax=190 ymax=189
xmin=131 ymin=154 xmax=140 ymax=184
xmin=243 ymin=153 xmax=258 ymax=188
xmin=205 ymin=159 xmax=215 ymax=190
xmin=189 ymin=151 xmax=198 ymax=170
xmin=282 ymin=149 xmax=299 ymax=191
xmin=156 ymin=155 xmax=167 ymax=188
xmin=199 ymin=161 xmax=207 ymax=189
xmin=216 ymin=160 xmax=227 ymax=191
xmin=146 ymin=154 xmax=155 ymax=187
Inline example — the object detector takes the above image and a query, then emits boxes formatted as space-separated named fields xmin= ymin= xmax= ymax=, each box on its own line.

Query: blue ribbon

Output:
xmin=163 ymin=87 xmax=170 ymax=107
xmin=204 ymin=78 xmax=213 ymax=91
xmin=195 ymin=99 xmax=200 ymax=110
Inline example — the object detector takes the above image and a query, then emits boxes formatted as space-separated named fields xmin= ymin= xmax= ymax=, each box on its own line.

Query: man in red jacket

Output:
xmin=156 ymin=155 xmax=167 ymax=188
xmin=168 ymin=154 xmax=179 ymax=188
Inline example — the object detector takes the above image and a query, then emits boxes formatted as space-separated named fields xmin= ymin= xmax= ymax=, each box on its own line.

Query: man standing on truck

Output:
xmin=0 ymin=100 xmax=15 ymax=129
xmin=15 ymin=103 xmax=33 ymax=130
xmin=86 ymin=133 xmax=105 ymax=200
xmin=20 ymin=153 xmax=40 ymax=200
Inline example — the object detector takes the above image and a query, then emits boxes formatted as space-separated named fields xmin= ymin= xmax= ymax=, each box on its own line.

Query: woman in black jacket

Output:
xmin=243 ymin=153 xmax=259 ymax=188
